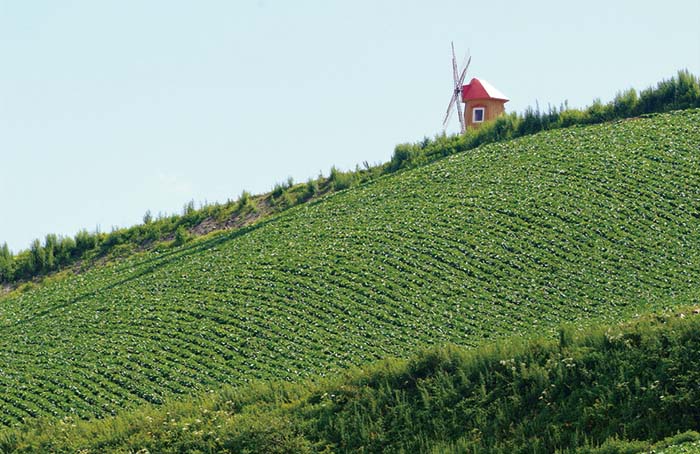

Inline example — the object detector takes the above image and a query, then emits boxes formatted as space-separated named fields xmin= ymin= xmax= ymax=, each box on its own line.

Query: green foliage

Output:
xmin=329 ymin=165 xmax=356 ymax=190
xmin=140 ymin=222 xmax=161 ymax=242
xmin=271 ymin=177 xmax=303 ymax=209
xmin=302 ymin=177 xmax=320 ymax=201
xmin=29 ymin=239 xmax=44 ymax=274
xmin=657 ymin=442 xmax=700 ymax=454
xmin=272 ymin=182 xmax=286 ymax=199
xmin=653 ymin=439 xmax=700 ymax=454
xmin=271 ymin=177 xmax=294 ymax=199
xmin=2 ymin=313 xmax=700 ymax=453
xmin=388 ymin=143 xmax=418 ymax=171
xmin=173 ymin=226 xmax=190 ymax=246
xmin=237 ymin=189 xmax=256 ymax=213
xmin=107 ymin=242 xmax=137 ymax=259
xmin=0 ymin=110 xmax=699 ymax=431
xmin=75 ymin=229 xmax=98 ymax=254
xmin=183 ymin=200 xmax=196 ymax=216
xmin=143 ymin=209 xmax=153 ymax=224
xmin=638 ymin=70 xmax=700 ymax=114
xmin=582 ymin=438 xmax=655 ymax=454
xmin=0 ymin=242 xmax=13 ymax=282
xmin=612 ymin=88 xmax=639 ymax=118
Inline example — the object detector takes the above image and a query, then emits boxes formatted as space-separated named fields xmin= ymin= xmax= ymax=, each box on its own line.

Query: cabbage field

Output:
xmin=1 ymin=109 xmax=699 ymax=426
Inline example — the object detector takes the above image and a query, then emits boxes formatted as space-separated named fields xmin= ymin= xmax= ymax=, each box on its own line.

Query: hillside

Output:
xmin=3 ymin=70 xmax=698 ymax=287
xmin=0 ymin=109 xmax=699 ymax=428
xmin=2 ymin=308 xmax=700 ymax=453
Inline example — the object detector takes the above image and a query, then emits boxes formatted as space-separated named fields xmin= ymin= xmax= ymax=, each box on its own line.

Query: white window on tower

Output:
xmin=473 ymin=107 xmax=485 ymax=123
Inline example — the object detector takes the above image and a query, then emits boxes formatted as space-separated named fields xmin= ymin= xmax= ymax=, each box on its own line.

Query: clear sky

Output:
xmin=1 ymin=0 xmax=699 ymax=253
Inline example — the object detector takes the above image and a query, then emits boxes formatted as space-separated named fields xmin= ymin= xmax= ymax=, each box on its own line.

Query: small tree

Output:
xmin=55 ymin=236 xmax=76 ymax=265
xmin=44 ymin=234 xmax=58 ymax=272
xmin=302 ymin=178 xmax=319 ymax=201
xmin=29 ymin=239 xmax=45 ymax=275
xmin=329 ymin=166 xmax=355 ymax=191
xmin=174 ymin=226 xmax=190 ymax=246
xmin=0 ymin=242 xmax=13 ymax=282
xmin=75 ymin=230 xmax=97 ymax=254
xmin=237 ymin=190 xmax=256 ymax=213
xmin=183 ymin=200 xmax=196 ymax=216
xmin=612 ymin=88 xmax=638 ymax=118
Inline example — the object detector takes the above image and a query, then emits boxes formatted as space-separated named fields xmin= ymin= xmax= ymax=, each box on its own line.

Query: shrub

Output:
xmin=582 ymin=437 xmax=649 ymax=454
xmin=0 ymin=243 xmax=13 ymax=283
xmin=140 ymin=223 xmax=161 ymax=242
xmin=75 ymin=230 xmax=98 ymax=255
xmin=237 ymin=190 xmax=256 ymax=213
xmin=389 ymin=144 xmax=418 ymax=172
xmin=655 ymin=431 xmax=700 ymax=449
xmin=329 ymin=166 xmax=356 ymax=190
xmin=29 ymin=239 xmax=45 ymax=275
xmin=55 ymin=236 xmax=76 ymax=265
xmin=174 ymin=226 xmax=190 ymax=246
xmin=301 ymin=178 xmax=319 ymax=202
xmin=272 ymin=182 xmax=285 ymax=199
xmin=183 ymin=200 xmax=196 ymax=216
xmin=613 ymin=88 xmax=639 ymax=118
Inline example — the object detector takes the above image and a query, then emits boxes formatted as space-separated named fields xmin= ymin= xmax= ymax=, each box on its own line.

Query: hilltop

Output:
xmin=1 ymin=108 xmax=699 ymax=432
xmin=2 ymin=70 xmax=698 ymax=287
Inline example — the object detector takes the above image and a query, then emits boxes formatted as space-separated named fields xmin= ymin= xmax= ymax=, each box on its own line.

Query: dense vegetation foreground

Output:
xmin=2 ymin=310 xmax=700 ymax=453
xmin=0 ymin=109 xmax=699 ymax=432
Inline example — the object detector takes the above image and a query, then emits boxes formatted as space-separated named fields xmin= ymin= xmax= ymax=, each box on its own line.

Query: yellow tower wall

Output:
xmin=464 ymin=99 xmax=507 ymax=129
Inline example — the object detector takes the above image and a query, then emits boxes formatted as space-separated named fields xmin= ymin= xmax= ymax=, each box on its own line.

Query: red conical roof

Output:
xmin=462 ymin=78 xmax=509 ymax=102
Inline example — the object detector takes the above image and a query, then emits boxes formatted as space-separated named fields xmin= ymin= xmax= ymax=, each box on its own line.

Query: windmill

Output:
xmin=442 ymin=42 xmax=471 ymax=134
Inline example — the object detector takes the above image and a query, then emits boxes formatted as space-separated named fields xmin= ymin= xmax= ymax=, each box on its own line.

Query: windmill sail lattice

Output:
xmin=442 ymin=42 xmax=471 ymax=134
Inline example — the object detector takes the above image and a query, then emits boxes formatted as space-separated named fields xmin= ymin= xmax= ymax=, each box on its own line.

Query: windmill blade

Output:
xmin=443 ymin=94 xmax=458 ymax=127
xmin=456 ymin=95 xmax=465 ymax=134
xmin=451 ymin=41 xmax=459 ymax=87
xmin=461 ymin=50 xmax=471 ymax=77
xmin=443 ymin=107 xmax=455 ymax=130
xmin=457 ymin=55 xmax=472 ymax=86
xmin=444 ymin=41 xmax=469 ymax=133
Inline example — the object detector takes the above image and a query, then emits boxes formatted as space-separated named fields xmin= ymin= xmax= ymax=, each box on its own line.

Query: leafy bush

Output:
xmin=75 ymin=229 xmax=98 ymax=254
xmin=174 ymin=226 xmax=190 ymax=246
xmin=0 ymin=243 xmax=12 ymax=282
xmin=237 ymin=190 xmax=256 ymax=213
xmin=329 ymin=166 xmax=356 ymax=190
xmin=301 ymin=178 xmax=319 ymax=201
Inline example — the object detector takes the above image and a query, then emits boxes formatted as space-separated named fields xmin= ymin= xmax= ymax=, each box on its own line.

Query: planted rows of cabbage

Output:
xmin=1 ymin=109 xmax=699 ymax=426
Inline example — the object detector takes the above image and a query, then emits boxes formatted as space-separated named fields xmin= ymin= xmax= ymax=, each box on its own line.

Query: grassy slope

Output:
xmin=2 ymin=309 xmax=699 ymax=453
xmin=1 ymin=110 xmax=699 ymax=426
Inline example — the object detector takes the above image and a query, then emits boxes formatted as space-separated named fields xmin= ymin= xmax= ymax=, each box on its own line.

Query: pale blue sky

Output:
xmin=1 ymin=0 xmax=699 ymax=252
